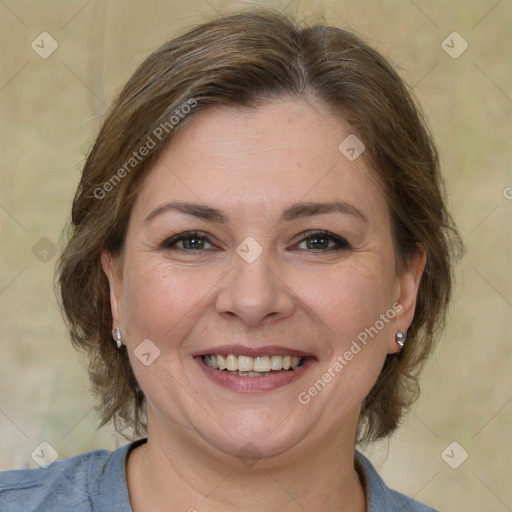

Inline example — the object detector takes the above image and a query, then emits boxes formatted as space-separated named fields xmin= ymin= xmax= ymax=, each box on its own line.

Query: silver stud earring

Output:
xmin=112 ymin=327 xmax=122 ymax=349
xmin=396 ymin=331 xmax=406 ymax=350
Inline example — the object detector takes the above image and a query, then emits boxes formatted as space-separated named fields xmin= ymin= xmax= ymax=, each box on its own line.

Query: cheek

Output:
xmin=292 ymin=257 xmax=395 ymax=408
xmin=119 ymin=259 xmax=221 ymax=414
xmin=121 ymin=250 xmax=396 ymax=352
xmin=298 ymin=256 xmax=396 ymax=343
xmin=120 ymin=257 xmax=224 ymax=346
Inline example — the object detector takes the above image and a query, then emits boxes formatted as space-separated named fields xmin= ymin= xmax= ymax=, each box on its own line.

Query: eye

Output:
xmin=293 ymin=230 xmax=351 ymax=252
xmin=161 ymin=231 xmax=215 ymax=251
xmin=160 ymin=230 xmax=351 ymax=253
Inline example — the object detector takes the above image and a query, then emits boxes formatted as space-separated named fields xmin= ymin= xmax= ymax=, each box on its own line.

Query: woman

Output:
xmin=0 ymin=8 xmax=460 ymax=511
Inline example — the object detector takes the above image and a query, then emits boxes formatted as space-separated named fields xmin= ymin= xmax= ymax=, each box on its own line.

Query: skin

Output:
xmin=102 ymin=97 xmax=425 ymax=512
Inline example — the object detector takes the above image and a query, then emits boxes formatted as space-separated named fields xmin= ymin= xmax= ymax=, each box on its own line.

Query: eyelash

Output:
xmin=160 ymin=230 xmax=351 ymax=253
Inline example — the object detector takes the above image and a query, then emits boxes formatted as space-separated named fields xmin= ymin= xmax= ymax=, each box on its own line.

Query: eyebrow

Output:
xmin=144 ymin=199 xmax=368 ymax=225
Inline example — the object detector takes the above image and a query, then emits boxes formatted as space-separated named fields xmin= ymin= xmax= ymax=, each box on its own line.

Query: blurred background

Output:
xmin=0 ymin=1 xmax=510 ymax=510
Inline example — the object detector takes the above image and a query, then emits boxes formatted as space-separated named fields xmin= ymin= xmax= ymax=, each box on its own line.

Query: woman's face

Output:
xmin=103 ymin=97 xmax=424 ymax=462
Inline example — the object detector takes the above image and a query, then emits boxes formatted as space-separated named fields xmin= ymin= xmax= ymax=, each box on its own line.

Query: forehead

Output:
xmin=132 ymin=98 xmax=388 ymax=228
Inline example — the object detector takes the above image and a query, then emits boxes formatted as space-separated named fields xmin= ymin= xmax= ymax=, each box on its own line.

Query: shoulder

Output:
xmin=0 ymin=440 xmax=143 ymax=512
xmin=355 ymin=451 xmax=438 ymax=512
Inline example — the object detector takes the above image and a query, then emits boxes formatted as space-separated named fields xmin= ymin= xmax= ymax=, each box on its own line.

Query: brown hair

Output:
xmin=57 ymin=8 xmax=461 ymax=443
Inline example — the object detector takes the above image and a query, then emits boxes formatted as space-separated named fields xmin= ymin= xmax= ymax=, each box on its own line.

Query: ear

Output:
xmin=101 ymin=250 xmax=124 ymax=332
xmin=388 ymin=245 xmax=427 ymax=354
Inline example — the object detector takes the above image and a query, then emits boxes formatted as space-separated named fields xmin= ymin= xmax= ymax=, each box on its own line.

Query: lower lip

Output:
xmin=194 ymin=356 xmax=315 ymax=393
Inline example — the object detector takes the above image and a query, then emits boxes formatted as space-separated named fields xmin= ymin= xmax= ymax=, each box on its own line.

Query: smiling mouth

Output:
xmin=202 ymin=354 xmax=306 ymax=377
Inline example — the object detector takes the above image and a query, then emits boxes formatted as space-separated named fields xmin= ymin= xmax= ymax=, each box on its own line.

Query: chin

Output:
xmin=190 ymin=407 xmax=319 ymax=465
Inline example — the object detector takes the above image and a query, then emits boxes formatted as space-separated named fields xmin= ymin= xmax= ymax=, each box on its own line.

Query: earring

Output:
xmin=112 ymin=326 xmax=122 ymax=349
xmin=396 ymin=331 xmax=406 ymax=351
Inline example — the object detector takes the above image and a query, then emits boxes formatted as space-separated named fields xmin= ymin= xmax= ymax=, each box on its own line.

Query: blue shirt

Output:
xmin=1 ymin=439 xmax=438 ymax=511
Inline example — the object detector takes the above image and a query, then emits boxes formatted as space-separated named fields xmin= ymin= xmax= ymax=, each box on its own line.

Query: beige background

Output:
xmin=0 ymin=1 xmax=511 ymax=511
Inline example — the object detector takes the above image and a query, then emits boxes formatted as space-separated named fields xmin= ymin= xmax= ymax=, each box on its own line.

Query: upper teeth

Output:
xmin=203 ymin=354 xmax=303 ymax=372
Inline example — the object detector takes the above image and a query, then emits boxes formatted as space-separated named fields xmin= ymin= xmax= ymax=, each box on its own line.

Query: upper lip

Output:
xmin=193 ymin=344 xmax=315 ymax=358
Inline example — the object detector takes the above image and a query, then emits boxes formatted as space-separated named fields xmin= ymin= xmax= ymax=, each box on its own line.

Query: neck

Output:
xmin=126 ymin=414 xmax=366 ymax=512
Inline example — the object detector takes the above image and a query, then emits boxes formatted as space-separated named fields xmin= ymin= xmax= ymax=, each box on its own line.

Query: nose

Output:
xmin=215 ymin=247 xmax=295 ymax=328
